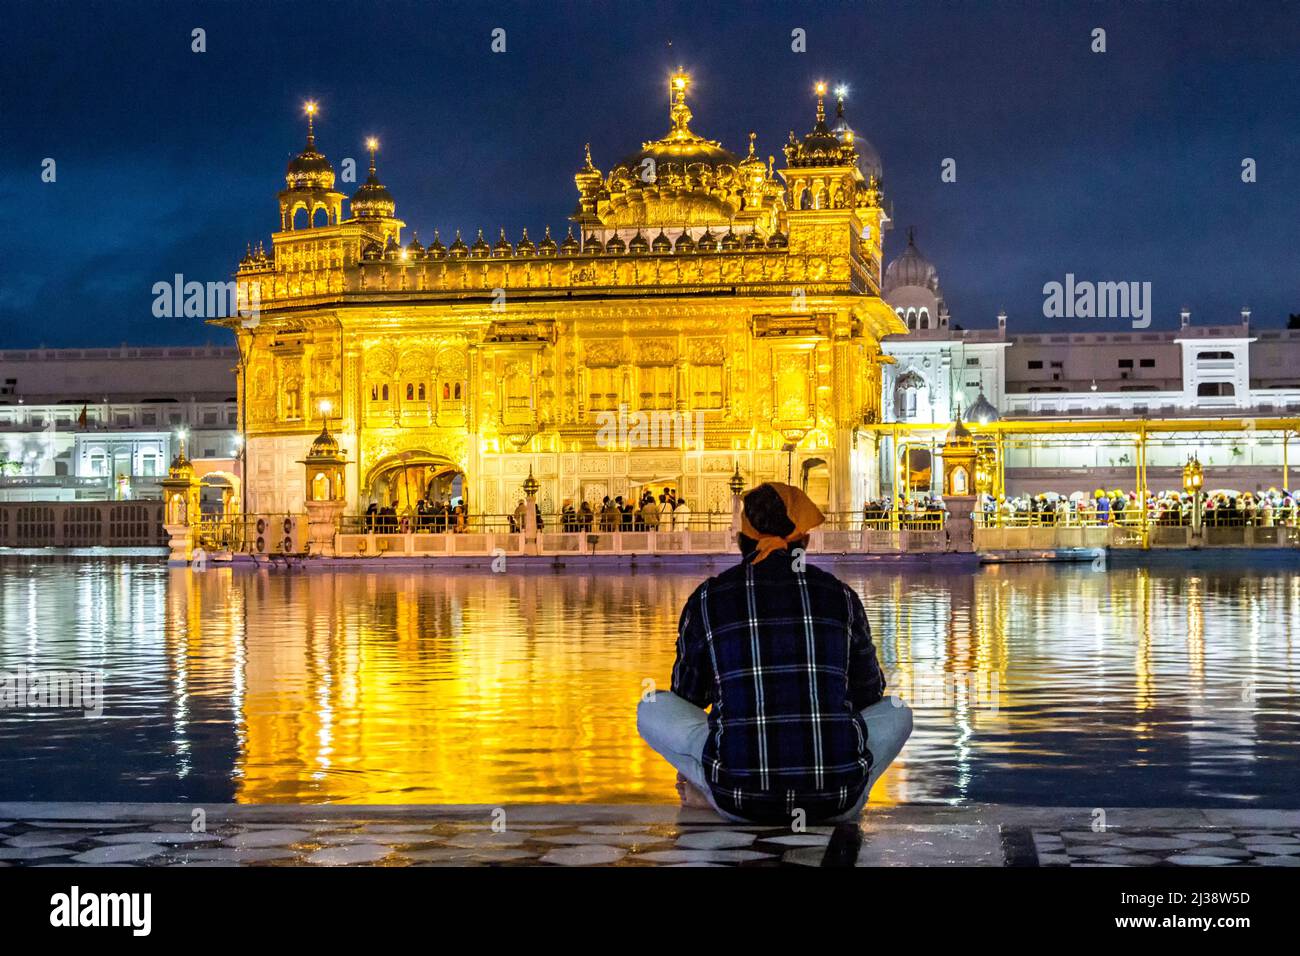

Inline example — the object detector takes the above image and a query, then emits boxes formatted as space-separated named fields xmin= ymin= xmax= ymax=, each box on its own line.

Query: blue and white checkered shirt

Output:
xmin=672 ymin=550 xmax=886 ymax=823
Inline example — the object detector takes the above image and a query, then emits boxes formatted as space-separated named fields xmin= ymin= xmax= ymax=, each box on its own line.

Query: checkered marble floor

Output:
xmin=0 ymin=818 xmax=833 ymax=867
xmin=1 ymin=804 xmax=1298 ymax=867
xmin=1034 ymin=828 xmax=1300 ymax=867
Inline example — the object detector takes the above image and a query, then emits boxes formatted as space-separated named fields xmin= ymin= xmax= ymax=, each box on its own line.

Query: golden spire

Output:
xmin=814 ymin=82 xmax=827 ymax=124
xmin=304 ymin=101 xmax=319 ymax=148
xmin=583 ymin=142 xmax=595 ymax=170
xmin=365 ymin=137 xmax=379 ymax=175
xmin=747 ymin=131 xmax=757 ymax=158
xmin=668 ymin=69 xmax=693 ymax=138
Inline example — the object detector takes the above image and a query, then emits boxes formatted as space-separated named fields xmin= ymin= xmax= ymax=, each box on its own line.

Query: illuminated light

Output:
xmin=304 ymin=101 xmax=318 ymax=116
xmin=319 ymin=399 xmax=333 ymax=417
xmin=834 ymin=84 xmax=849 ymax=99
xmin=366 ymin=137 xmax=379 ymax=152
xmin=814 ymin=81 xmax=827 ymax=96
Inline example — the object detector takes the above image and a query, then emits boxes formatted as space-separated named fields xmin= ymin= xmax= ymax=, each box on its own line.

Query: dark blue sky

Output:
xmin=2 ymin=0 xmax=1298 ymax=347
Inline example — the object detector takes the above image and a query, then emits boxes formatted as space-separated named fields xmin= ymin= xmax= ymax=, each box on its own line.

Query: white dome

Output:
xmin=883 ymin=228 xmax=941 ymax=295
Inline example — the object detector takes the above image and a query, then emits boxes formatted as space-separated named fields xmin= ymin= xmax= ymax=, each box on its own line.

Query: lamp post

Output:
xmin=522 ymin=465 xmax=540 ymax=553
xmin=781 ymin=426 xmax=809 ymax=485
xmin=728 ymin=463 xmax=746 ymax=534
xmin=1183 ymin=454 xmax=1204 ymax=538
xmin=298 ymin=406 xmax=347 ymax=558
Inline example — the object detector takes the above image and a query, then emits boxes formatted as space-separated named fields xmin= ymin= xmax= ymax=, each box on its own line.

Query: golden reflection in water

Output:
xmin=144 ymin=560 xmax=1300 ymax=807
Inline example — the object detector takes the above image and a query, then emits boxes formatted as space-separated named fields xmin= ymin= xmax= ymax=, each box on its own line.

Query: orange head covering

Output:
xmin=740 ymin=482 xmax=825 ymax=564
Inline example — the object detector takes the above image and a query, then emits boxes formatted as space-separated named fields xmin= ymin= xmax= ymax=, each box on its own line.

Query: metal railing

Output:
xmin=975 ymin=505 xmax=1300 ymax=529
xmin=340 ymin=510 xmax=737 ymax=535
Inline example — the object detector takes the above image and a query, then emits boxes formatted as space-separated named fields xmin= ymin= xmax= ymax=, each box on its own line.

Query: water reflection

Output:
xmin=0 ymin=557 xmax=1297 ymax=806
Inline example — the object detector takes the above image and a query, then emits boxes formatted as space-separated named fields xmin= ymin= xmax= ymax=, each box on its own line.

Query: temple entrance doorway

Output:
xmin=365 ymin=452 xmax=465 ymax=513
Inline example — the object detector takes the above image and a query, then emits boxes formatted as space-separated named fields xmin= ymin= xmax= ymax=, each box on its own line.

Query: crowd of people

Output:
xmin=551 ymin=488 xmax=693 ymax=533
xmin=363 ymin=495 xmax=467 ymax=533
xmin=860 ymin=495 xmax=947 ymax=529
xmin=502 ymin=488 xmax=693 ymax=533
xmin=980 ymin=488 xmax=1300 ymax=527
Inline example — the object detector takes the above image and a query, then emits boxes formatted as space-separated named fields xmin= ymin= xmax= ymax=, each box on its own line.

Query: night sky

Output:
xmin=2 ymin=0 xmax=1298 ymax=347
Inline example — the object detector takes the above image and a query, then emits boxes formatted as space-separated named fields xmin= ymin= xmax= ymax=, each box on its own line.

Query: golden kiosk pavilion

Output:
xmin=219 ymin=75 xmax=905 ymax=520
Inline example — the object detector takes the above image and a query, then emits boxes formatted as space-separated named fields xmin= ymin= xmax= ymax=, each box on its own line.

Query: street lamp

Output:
xmin=1183 ymin=454 xmax=1204 ymax=534
xmin=728 ymin=463 xmax=746 ymax=497
xmin=781 ymin=426 xmax=809 ymax=484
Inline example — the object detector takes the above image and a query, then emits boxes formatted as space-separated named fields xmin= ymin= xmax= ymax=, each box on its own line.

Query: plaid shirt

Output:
xmin=671 ymin=550 xmax=886 ymax=823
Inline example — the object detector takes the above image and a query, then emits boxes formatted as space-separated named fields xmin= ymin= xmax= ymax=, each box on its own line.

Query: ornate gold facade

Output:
xmin=219 ymin=76 xmax=905 ymax=518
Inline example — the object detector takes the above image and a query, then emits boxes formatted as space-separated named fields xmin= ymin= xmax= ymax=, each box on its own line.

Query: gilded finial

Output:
xmin=668 ymin=69 xmax=693 ymax=136
xmin=365 ymin=137 xmax=379 ymax=175
xmin=747 ymin=131 xmax=757 ymax=158
xmin=814 ymin=82 xmax=827 ymax=124
xmin=304 ymin=101 xmax=319 ymax=147
xmin=583 ymin=142 xmax=594 ymax=170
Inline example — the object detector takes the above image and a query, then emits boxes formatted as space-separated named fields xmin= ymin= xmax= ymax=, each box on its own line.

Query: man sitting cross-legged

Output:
xmin=637 ymin=482 xmax=912 ymax=824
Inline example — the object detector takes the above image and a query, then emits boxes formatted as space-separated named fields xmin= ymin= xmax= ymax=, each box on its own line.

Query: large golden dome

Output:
xmin=611 ymin=73 xmax=740 ymax=175
xmin=576 ymin=72 xmax=780 ymax=231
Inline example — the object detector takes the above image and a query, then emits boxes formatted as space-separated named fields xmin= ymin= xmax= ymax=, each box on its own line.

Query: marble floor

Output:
xmin=1 ymin=803 xmax=1297 ymax=867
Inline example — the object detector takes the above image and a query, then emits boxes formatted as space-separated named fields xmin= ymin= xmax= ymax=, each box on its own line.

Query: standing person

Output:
xmin=579 ymin=499 xmax=594 ymax=532
xmin=600 ymin=496 xmax=615 ymax=532
xmin=642 ymin=494 xmax=660 ymax=531
xmin=672 ymin=497 xmax=690 ymax=531
xmin=512 ymin=499 xmax=526 ymax=534
xmin=638 ymin=482 xmax=912 ymax=823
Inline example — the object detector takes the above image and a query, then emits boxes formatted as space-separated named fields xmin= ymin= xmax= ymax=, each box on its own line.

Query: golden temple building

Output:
xmin=220 ymin=75 xmax=905 ymax=519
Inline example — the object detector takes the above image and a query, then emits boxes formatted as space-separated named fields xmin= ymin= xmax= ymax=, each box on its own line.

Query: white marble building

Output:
xmin=879 ymin=234 xmax=1300 ymax=496
xmin=0 ymin=346 xmax=240 ymax=503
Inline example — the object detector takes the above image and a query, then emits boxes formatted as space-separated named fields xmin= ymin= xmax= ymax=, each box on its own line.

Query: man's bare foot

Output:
xmin=675 ymin=772 xmax=714 ymax=809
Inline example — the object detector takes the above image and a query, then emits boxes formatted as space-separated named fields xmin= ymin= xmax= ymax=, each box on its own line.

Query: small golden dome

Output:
xmin=516 ymin=228 xmax=536 ymax=256
xmin=167 ymin=449 xmax=194 ymax=480
xmin=492 ymin=228 xmax=513 ymax=258
xmin=538 ymin=225 xmax=558 ymax=256
xmin=285 ymin=106 xmax=336 ymax=190
xmin=307 ymin=423 xmax=342 ymax=459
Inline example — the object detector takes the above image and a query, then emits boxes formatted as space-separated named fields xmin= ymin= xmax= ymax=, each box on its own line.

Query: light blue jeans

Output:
xmin=637 ymin=691 xmax=914 ymax=823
